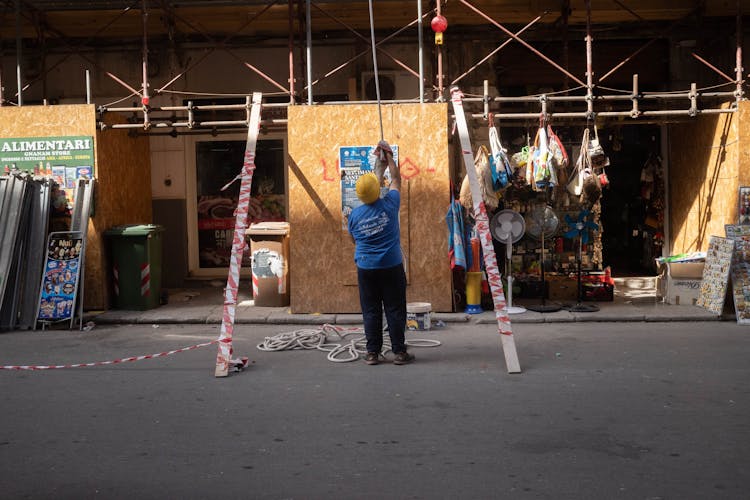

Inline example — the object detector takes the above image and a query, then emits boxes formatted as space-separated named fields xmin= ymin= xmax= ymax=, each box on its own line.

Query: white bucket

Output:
xmin=406 ymin=302 xmax=432 ymax=330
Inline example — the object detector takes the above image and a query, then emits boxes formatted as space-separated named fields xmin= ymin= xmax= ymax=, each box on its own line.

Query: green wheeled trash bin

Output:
xmin=104 ymin=224 xmax=165 ymax=310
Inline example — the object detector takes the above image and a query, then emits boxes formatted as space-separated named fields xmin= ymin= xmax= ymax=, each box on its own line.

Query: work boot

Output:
xmin=364 ymin=352 xmax=381 ymax=365
xmin=393 ymin=352 xmax=415 ymax=365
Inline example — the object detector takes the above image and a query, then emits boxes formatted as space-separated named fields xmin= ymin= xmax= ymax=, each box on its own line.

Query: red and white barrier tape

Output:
xmin=450 ymin=86 xmax=521 ymax=373
xmin=215 ymin=91 xmax=263 ymax=378
xmin=0 ymin=338 xmax=249 ymax=371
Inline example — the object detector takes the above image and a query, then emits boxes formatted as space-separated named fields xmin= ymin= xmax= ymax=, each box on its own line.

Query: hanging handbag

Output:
xmin=567 ymin=129 xmax=589 ymax=198
xmin=531 ymin=126 xmax=552 ymax=190
xmin=587 ymin=125 xmax=610 ymax=169
xmin=580 ymin=128 xmax=602 ymax=207
xmin=459 ymin=145 xmax=499 ymax=212
xmin=488 ymin=122 xmax=511 ymax=190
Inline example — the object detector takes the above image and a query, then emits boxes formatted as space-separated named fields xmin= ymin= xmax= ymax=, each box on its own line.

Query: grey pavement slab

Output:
xmin=83 ymin=285 xmax=735 ymax=326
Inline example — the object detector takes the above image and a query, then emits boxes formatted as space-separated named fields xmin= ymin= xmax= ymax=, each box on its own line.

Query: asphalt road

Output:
xmin=1 ymin=321 xmax=749 ymax=499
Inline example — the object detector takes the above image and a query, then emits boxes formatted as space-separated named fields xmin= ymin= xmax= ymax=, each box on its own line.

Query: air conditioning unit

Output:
xmin=360 ymin=70 xmax=419 ymax=101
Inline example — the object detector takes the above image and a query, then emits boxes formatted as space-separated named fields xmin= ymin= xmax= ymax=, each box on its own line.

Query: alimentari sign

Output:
xmin=1 ymin=136 xmax=94 ymax=184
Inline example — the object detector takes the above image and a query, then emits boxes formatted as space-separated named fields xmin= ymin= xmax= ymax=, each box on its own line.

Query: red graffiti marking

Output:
xmin=322 ymin=158 xmax=337 ymax=182
xmin=400 ymin=157 xmax=420 ymax=180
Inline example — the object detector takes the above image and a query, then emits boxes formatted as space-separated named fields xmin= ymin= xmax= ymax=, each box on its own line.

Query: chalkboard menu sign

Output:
xmin=725 ymin=225 xmax=750 ymax=324
xmin=36 ymin=231 xmax=83 ymax=325
xmin=696 ymin=236 xmax=734 ymax=315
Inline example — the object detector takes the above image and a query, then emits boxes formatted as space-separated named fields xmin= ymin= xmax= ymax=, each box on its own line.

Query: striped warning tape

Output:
xmin=0 ymin=338 xmax=247 ymax=371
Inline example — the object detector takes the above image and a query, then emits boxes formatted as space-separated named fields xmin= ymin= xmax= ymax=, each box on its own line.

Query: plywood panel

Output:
xmin=288 ymin=103 xmax=451 ymax=313
xmin=91 ymin=115 xmax=152 ymax=309
xmin=668 ymin=102 xmax=739 ymax=254
xmin=0 ymin=105 xmax=152 ymax=311
xmin=738 ymin=101 xmax=750 ymax=188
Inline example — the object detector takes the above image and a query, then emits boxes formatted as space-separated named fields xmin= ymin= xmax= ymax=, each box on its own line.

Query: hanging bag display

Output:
xmin=530 ymin=126 xmax=553 ymax=190
xmin=567 ymin=128 xmax=590 ymax=199
xmin=459 ymin=144 xmax=499 ymax=212
xmin=547 ymin=124 xmax=569 ymax=186
xmin=587 ymin=124 xmax=610 ymax=169
xmin=579 ymin=128 xmax=602 ymax=207
xmin=488 ymin=119 xmax=512 ymax=190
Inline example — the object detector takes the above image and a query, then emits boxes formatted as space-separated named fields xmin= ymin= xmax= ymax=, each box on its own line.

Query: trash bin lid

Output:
xmin=248 ymin=221 xmax=289 ymax=235
xmin=104 ymin=224 xmax=165 ymax=236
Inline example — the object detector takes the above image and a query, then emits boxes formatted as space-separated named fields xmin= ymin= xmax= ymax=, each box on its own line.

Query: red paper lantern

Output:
xmin=431 ymin=15 xmax=448 ymax=33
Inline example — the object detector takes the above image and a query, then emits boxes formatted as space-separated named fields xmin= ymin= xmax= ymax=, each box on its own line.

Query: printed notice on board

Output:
xmin=339 ymin=145 xmax=398 ymax=229
xmin=725 ymin=225 xmax=750 ymax=324
xmin=37 ymin=232 xmax=83 ymax=322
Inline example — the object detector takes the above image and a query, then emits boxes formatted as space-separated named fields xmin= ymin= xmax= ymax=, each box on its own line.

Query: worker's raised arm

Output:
xmin=374 ymin=140 xmax=400 ymax=192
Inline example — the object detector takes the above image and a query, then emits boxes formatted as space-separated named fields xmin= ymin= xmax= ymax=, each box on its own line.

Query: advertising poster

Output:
xmin=696 ymin=236 xmax=734 ymax=315
xmin=725 ymin=224 xmax=750 ymax=324
xmin=339 ymin=144 xmax=398 ymax=229
xmin=37 ymin=232 xmax=83 ymax=322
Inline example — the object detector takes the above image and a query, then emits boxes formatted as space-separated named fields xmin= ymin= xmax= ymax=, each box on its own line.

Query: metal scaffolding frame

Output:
xmin=0 ymin=0 xmax=746 ymax=132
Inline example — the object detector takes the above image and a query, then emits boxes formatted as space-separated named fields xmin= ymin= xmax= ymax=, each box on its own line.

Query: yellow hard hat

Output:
xmin=355 ymin=172 xmax=380 ymax=204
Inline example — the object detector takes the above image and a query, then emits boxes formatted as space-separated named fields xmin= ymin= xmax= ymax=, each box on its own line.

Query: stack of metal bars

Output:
xmin=0 ymin=172 xmax=52 ymax=331
xmin=69 ymin=178 xmax=95 ymax=329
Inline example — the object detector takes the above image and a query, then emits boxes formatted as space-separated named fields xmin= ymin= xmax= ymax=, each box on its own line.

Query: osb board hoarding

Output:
xmin=0 ymin=106 xmax=151 ymax=310
xmin=287 ymin=103 xmax=451 ymax=313
xmin=668 ymin=102 xmax=739 ymax=254
xmin=93 ymin=114 xmax=152 ymax=309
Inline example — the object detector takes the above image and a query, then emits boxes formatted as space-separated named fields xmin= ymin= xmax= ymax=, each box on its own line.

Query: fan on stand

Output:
xmin=563 ymin=209 xmax=600 ymax=313
xmin=524 ymin=205 xmax=562 ymax=313
xmin=490 ymin=209 xmax=526 ymax=314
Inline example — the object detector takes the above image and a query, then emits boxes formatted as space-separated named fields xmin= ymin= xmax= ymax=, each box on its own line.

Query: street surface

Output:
xmin=0 ymin=321 xmax=748 ymax=499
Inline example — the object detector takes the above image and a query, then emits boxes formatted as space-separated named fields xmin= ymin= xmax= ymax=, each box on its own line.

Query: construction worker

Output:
xmin=347 ymin=140 xmax=414 ymax=365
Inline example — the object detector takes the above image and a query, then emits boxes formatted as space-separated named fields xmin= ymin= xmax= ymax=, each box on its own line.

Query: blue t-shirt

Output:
xmin=348 ymin=190 xmax=402 ymax=269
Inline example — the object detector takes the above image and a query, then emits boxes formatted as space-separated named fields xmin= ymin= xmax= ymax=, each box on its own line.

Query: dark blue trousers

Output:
xmin=357 ymin=263 xmax=407 ymax=354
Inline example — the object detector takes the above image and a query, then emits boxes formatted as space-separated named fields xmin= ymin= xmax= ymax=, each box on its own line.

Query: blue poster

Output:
xmin=37 ymin=232 xmax=83 ymax=322
xmin=339 ymin=145 xmax=398 ymax=229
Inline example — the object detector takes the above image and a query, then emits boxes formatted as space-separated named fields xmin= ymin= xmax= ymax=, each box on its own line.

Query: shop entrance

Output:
xmin=186 ymin=134 xmax=287 ymax=277
xmin=598 ymin=125 xmax=665 ymax=276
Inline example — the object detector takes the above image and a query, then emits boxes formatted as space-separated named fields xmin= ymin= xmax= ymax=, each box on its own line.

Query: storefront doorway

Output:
xmin=185 ymin=133 xmax=287 ymax=277
xmin=598 ymin=125 xmax=665 ymax=276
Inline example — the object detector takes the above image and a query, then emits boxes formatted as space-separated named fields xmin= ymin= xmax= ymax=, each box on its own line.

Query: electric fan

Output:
xmin=563 ymin=209 xmax=600 ymax=313
xmin=490 ymin=209 xmax=526 ymax=314
xmin=524 ymin=205 xmax=562 ymax=313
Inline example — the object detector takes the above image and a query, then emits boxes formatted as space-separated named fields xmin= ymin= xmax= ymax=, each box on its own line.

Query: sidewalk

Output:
xmin=86 ymin=277 xmax=729 ymax=325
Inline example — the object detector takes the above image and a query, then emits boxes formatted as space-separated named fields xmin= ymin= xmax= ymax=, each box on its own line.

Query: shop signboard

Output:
xmin=36 ymin=231 xmax=83 ymax=325
xmin=339 ymin=144 xmax=398 ymax=229
xmin=0 ymin=135 xmax=94 ymax=183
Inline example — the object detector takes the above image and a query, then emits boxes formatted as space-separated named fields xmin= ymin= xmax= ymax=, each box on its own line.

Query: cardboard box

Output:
xmin=665 ymin=278 xmax=701 ymax=305
xmin=248 ymin=222 xmax=290 ymax=307
xmin=666 ymin=261 xmax=704 ymax=279
xmin=663 ymin=261 xmax=704 ymax=305
xmin=548 ymin=278 xmax=578 ymax=301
